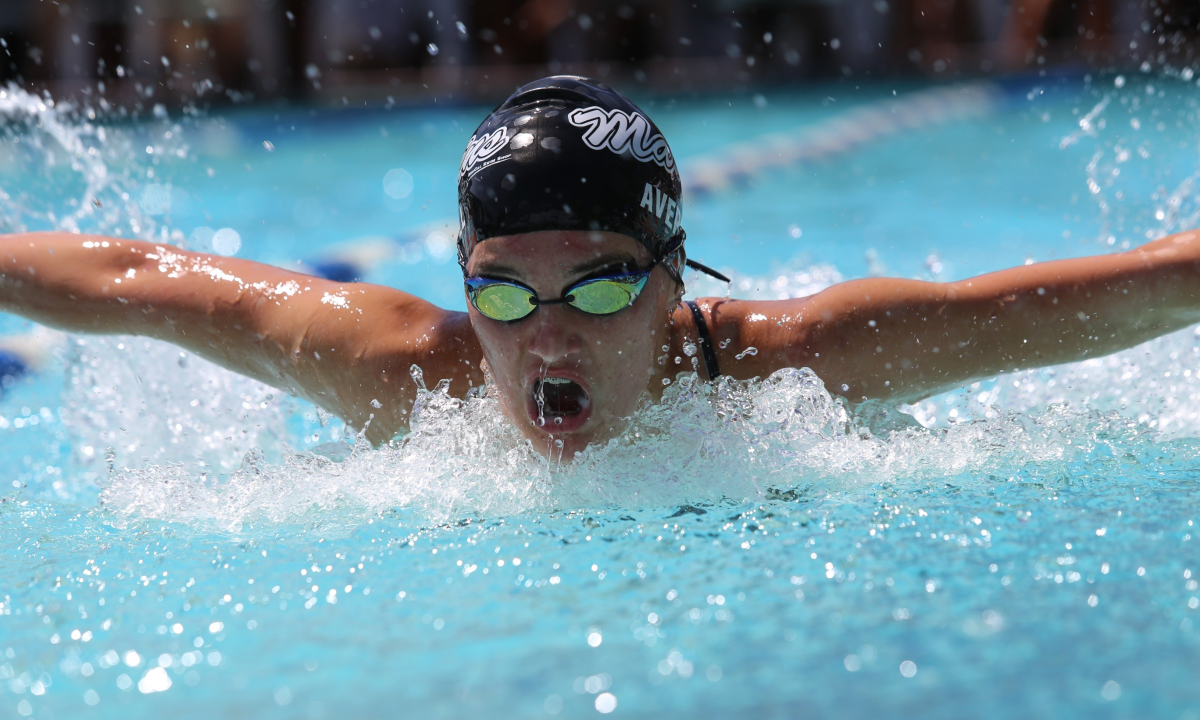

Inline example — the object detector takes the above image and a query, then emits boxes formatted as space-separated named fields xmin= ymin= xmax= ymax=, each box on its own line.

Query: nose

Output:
xmin=527 ymin=304 xmax=583 ymax=364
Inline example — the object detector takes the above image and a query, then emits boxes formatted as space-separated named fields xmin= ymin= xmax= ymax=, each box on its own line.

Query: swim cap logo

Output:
xmin=641 ymin=182 xmax=682 ymax=235
xmin=567 ymin=107 xmax=676 ymax=171
xmin=460 ymin=127 xmax=510 ymax=176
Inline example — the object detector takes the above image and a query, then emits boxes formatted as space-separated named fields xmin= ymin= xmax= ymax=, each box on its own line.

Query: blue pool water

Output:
xmin=2 ymin=73 xmax=1200 ymax=718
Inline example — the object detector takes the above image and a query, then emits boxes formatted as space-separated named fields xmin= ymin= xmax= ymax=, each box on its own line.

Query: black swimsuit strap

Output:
xmin=684 ymin=300 xmax=722 ymax=380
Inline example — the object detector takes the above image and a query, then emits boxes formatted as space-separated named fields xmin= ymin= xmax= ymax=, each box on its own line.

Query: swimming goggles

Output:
xmin=465 ymin=268 xmax=652 ymax=322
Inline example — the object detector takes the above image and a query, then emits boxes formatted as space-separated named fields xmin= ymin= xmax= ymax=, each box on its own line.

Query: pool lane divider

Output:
xmin=300 ymin=82 xmax=1009 ymax=283
xmin=681 ymin=82 xmax=1006 ymax=197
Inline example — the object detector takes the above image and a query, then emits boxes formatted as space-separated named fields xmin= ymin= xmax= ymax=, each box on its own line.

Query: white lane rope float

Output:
xmin=681 ymin=82 xmax=1005 ymax=196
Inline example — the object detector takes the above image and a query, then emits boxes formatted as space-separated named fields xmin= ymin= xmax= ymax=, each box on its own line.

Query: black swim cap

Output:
xmin=457 ymin=76 xmax=687 ymax=279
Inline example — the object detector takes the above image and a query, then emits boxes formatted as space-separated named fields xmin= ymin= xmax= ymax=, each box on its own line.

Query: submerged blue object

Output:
xmin=309 ymin=259 xmax=362 ymax=283
xmin=0 ymin=349 xmax=29 ymax=391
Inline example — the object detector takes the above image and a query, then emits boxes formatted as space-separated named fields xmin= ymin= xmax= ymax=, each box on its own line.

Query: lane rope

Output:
xmin=682 ymin=83 xmax=1005 ymax=196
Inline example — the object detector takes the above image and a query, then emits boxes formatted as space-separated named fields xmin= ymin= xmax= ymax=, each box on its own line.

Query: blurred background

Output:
xmin=0 ymin=0 xmax=1197 ymax=108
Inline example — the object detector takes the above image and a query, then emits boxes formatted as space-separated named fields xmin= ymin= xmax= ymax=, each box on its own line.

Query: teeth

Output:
xmin=544 ymin=377 xmax=573 ymax=385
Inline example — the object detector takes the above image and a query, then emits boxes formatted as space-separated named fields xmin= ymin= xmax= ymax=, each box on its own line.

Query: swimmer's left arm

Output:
xmin=707 ymin=229 xmax=1200 ymax=402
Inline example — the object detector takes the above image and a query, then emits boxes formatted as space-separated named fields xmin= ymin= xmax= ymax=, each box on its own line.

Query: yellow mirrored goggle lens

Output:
xmin=567 ymin=277 xmax=646 ymax=315
xmin=472 ymin=283 xmax=537 ymax=321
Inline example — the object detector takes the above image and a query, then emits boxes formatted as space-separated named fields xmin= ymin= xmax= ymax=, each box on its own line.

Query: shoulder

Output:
xmin=307 ymin=281 xmax=482 ymax=383
xmin=268 ymin=281 xmax=484 ymax=443
xmin=671 ymin=296 xmax=829 ymax=379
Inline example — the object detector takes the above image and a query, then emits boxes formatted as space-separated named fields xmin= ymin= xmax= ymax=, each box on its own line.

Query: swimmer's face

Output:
xmin=465 ymin=230 xmax=680 ymax=457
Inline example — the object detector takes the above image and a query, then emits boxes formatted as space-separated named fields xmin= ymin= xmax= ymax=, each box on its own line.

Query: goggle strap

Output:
xmin=685 ymin=258 xmax=730 ymax=284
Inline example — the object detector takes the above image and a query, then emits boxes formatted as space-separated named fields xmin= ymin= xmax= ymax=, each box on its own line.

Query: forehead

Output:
xmin=467 ymin=230 xmax=650 ymax=274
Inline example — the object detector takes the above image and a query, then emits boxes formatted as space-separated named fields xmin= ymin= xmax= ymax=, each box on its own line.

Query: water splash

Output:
xmin=1058 ymin=94 xmax=1110 ymax=149
xmin=0 ymin=84 xmax=183 ymax=239
xmin=60 ymin=336 xmax=299 ymax=495
xmin=88 ymin=314 xmax=1200 ymax=535
xmin=1070 ymin=74 xmax=1200 ymax=249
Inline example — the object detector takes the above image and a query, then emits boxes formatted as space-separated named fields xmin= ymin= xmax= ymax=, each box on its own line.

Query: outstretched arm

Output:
xmin=0 ymin=232 xmax=484 ymax=442
xmin=707 ymin=229 xmax=1200 ymax=402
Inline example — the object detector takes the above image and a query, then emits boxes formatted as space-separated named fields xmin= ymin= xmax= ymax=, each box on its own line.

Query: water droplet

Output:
xmin=211 ymin=228 xmax=241 ymax=256
xmin=535 ymin=363 xmax=548 ymax=427
xmin=383 ymin=168 xmax=413 ymax=199
xmin=735 ymin=347 xmax=758 ymax=360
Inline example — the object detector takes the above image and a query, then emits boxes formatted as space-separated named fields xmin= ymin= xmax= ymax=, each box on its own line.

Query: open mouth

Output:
xmin=533 ymin=376 xmax=591 ymax=424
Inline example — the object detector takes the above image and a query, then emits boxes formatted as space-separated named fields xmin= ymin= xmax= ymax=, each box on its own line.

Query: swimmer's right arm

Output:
xmin=707 ymin=228 xmax=1200 ymax=402
xmin=0 ymin=232 xmax=484 ymax=443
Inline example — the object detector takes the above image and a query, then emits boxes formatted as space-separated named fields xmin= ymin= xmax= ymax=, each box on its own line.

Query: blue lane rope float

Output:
xmin=298 ymin=221 xmax=458 ymax=283
xmin=300 ymin=83 xmax=1010 ymax=283
xmin=0 ymin=350 xmax=28 ymax=387
xmin=0 ymin=329 xmax=62 ymax=396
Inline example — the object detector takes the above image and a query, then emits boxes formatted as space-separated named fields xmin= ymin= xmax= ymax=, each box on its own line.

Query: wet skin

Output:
xmin=1 ymin=228 xmax=1199 ymax=452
